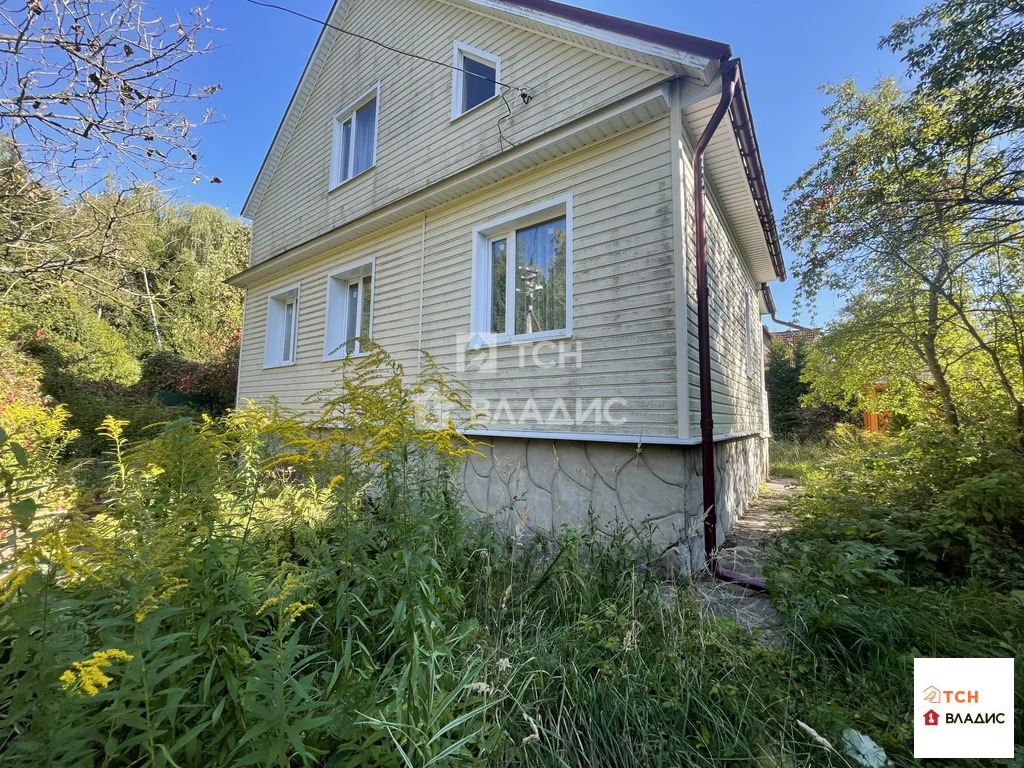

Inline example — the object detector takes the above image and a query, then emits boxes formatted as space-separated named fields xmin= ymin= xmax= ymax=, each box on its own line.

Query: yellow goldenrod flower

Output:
xmin=60 ymin=649 xmax=134 ymax=696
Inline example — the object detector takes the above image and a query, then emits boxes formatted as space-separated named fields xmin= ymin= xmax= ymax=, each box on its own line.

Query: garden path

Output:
xmin=692 ymin=478 xmax=802 ymax=634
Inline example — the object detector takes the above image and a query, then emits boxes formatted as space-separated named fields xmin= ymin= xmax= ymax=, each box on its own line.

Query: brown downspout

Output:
xmin=693 ymin=59 xmax=767 ymax=592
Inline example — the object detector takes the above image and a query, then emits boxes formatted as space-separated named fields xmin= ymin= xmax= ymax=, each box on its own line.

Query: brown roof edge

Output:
xmin=728 ymin=59 xmax=786 ymax=281
xmin=505 ymin=0 xmax=731 ymax=62
xmin=760 ymin=282 xmax=776 ymax=317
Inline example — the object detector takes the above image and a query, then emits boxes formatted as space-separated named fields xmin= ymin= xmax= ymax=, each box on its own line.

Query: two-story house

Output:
xmin=230 ymin=0 xmax=786 ymax=574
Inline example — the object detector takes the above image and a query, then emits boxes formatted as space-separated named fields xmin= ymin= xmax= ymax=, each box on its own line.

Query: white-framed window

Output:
xmin=330 ymin=83 xmax=380 ymax=189
xmin=264 ymin=284 xmax=300 ymax=368
xmin=324 ymin=257 xmax=374 ymax=359
xmin=470 ymin=195 xmax=573 ymax=347
xmin=451 ymin=41 xmax=500 ymax=119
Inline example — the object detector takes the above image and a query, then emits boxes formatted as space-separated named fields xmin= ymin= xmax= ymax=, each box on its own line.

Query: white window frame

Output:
xmin=323 ymin=256 xmax=375 ymax=360
xmin=329 ymin=82 xmax=380 ymax=190
xmin=469 ymin=194 xmax=573 ymax=349
xmin=451 ymin=41 xmax=500 ymax=121
xmin=263 ymin=283 xmax=301 ymax=369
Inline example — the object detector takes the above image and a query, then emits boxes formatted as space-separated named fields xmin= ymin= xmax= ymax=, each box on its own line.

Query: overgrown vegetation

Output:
xmin=768 ymin=439 xmax=833 ymax=483
xmin=0 ymin=350 xmax=832 ymax=766
xmin=0 ymin=189 xmax=249 ymax=454
xmin=766 ymin=424 xmax=1024 ymax=764
xmin=1 ymin=0 xmax=1021 ymax=764
xmin=3 ymin=348 xmax=1020 ymax=766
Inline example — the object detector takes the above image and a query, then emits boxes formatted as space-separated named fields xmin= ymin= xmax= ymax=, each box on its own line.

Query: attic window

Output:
xmin=452 ymin=42 xmax=499 ymax=119
xmin=331 ymin=84 xmax=379 ymax=189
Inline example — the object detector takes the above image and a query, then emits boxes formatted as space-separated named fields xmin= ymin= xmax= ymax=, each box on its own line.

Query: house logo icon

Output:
xmin=923 ymin=685 xmax=941 ymax=703
xmin=923 ymin=709 xmax=940 ymax=726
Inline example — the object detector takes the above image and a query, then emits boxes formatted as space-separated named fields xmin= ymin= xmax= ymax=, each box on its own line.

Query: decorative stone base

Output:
xmin=461 ymin=435 xmax=768 ymax=572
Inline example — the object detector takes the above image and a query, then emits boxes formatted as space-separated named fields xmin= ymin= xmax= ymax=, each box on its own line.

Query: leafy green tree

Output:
xmin=883 ymin=0 xmax=1023 ymax=215
xmin=785 ymin=78 xmax=1024 ymax=437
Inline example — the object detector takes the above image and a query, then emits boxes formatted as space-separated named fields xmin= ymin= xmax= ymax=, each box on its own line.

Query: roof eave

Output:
xmin=727 ymin=59 xmax=786 ymax=282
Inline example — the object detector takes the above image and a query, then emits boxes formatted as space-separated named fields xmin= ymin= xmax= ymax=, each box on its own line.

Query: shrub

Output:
xmin=764 ymin=424 xmax=1024 ymax=763
xmin=138 ymin=335 xmax=240 ymax=414
xmin=17 ymin=298 xmax=142 ymax=386
xmin=45 ymin=373 xmax=189 ymax=457
xmin=0 ymin=339 xmax=78 ymax=502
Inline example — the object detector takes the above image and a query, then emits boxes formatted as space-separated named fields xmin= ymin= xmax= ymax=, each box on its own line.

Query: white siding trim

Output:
xmin=462 ymin=428 xmax=762 ymax=446
xmin=457 ymin=0 xmax=713 ymax=71
xmin=669 ymin=80 xmax=689 ymax=439
xmin=416 ymin=213 xmax=427 ymax=373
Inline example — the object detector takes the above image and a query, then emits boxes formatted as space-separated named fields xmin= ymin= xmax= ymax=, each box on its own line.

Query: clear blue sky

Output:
xmin=174 ymin=0 xmax=922 ymax=326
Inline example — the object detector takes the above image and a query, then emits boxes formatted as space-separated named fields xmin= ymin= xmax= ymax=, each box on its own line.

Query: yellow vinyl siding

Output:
xmin=680 ymin=136 xmax=765 ymax=437
xmin=248 ymin=0 xmax=670 ymax=267
xmin=238 ymin=116 xmax=679 ymax=438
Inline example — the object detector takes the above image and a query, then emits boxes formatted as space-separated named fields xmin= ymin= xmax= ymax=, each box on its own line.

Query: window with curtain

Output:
xmin=331 ymin=86 xmax=379 ymax=188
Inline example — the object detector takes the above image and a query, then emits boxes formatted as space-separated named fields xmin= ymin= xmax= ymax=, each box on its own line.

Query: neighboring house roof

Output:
xmin=771 ymin=329 xmax=820 ymax=347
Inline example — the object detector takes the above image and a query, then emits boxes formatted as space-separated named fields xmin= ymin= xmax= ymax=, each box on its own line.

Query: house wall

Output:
xmin=461 ymin=433 xmax=767 ymax=572
xmin=248 ymin=0 xmax=672 ymax=267
xmin=237 ymin=116 xmax=682 ymax=439
xmin=680 ymin=133 xmax=767 ymax=438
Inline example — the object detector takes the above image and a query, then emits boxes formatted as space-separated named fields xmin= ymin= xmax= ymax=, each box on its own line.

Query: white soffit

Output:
xmin=683 ymin=92 xmax=777 ymax=284
xmin=443 ymin=0 xmax=715 ymax=79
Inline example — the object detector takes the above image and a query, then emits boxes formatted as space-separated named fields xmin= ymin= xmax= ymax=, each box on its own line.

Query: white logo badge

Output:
xmin=914 ymin=657 xmax=1014 ymax=759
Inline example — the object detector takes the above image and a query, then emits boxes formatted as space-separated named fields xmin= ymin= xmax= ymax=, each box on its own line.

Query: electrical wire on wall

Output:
xmin=244 ymin=0 xmax=533 ymax=151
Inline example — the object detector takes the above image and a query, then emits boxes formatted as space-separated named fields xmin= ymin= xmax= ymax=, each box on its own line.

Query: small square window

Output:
xmin=331 ymin=84 xmax=379 ymax=188
xmin=264 ymin=285 xmax=300 ymax=368
xmin=324 ymin=259 xmax=374 ymax=359
xmin=452 ymin=42 xmax=499 ymax=119
xmin=471 ymin=196 xmax=573 ymax=347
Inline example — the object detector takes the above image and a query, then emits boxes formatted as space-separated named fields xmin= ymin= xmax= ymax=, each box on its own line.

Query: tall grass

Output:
xmin=3 ymin=351 xmax=1019 ymax=766
xmin=0 ymin=348 xmax=842 ymax=766
xmin=769 ymin=439 xmax=834 ymax=482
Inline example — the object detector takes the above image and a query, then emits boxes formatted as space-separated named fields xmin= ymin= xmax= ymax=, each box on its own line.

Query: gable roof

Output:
xmin=240 ymin=0 xmax=729 ymax=219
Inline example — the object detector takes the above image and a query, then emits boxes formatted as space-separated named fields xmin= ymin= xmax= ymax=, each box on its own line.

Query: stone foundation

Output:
xmin=461 ymin=435 xmax=768 ymax=572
